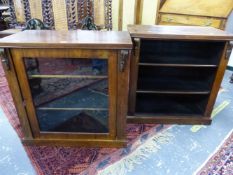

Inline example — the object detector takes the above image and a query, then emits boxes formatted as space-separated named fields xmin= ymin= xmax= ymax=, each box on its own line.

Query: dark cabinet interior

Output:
xmin=24 ymin=57 xmax=109 ymax=133
xmin=137 ymin=66 xmax=217 ymax=92
xmin=136 ymin=93 xmax=209 ymax=116
xmin=140 ymin=40 xmax=225 ymax=65
xmin=134 ymin=40 xmax=225 ymax=118
xmin=127 ymin=25 xmax=232 ymax=125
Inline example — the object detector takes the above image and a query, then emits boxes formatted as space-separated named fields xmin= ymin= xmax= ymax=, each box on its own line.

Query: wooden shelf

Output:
xmin=37 ymin=107 xmax=108 ymax=111
xmin=138 ymin=63 xmax=218 ymax=68
xmin=139 ymin=55 xmax=221 ymax=65
xmin=136 ymin=90 xmax=210 ymax=95
xmin=29 ymin=75 xmax=108 ymax=79
xmin=127 ymin=115 xmax=212 ymax=125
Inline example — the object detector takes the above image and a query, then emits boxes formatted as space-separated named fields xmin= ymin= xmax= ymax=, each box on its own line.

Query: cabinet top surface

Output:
xmin=128 ymin=25 xmax=233 ymax=41
xmin=0 ymin=30 xmax=132 ymax=49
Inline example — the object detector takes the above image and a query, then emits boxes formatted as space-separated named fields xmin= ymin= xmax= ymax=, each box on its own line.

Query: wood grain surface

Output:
xmin=0 ymin=30 xmax=132 ymax=49
xmin=128 ymin=25 xmax=233 ymax=40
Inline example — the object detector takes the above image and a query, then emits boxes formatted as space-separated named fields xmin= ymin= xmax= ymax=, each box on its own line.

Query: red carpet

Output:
xmin=0 ymin=62 xmax=157 ymax=174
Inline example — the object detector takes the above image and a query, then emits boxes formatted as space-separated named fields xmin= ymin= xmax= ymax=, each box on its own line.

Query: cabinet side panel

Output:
xmin=3 ymin=49 xmax=33 ymax=139
xmin=117 ymin=50 xmax=131 ymax=139
xmin=204 ymin=42 xmax=229 ymax=117
xmin=128 ymin=39 xmax=140 ymax=115
xmin=108 ymin=51 xmax=118 ymax=138
xmin=11 ymin=49 xmax=41 ymax=138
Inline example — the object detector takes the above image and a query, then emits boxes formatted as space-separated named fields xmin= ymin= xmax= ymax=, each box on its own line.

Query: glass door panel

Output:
xmin=24 ymin=58 xmax=108 ymax=76
xmin=24 ymin=57 xmax=109 ymax=133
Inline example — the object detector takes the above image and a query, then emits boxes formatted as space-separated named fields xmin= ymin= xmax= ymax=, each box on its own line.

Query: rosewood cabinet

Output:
xmin=0 ymin=30 xmax=132 ymax=147
xmin=127 ymin=25 xmax=233 ymax=125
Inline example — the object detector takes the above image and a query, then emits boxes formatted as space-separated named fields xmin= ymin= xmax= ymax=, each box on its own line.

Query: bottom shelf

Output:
xmin=135 ymin=93 xmax=209 ymax=116
xmin=127 ymin=115 xmax=211 ymax=125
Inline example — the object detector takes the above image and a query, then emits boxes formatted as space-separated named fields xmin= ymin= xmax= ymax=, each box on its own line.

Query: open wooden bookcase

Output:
xmin=128 ymin=25 xmax=233 ymax=124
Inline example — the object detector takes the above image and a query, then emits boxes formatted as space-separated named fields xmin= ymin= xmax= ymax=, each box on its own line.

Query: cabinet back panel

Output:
xmin=140 ymin=40 xmax=225 ymax=65
xmin=137 ymin=66 xmax=216 ymax=91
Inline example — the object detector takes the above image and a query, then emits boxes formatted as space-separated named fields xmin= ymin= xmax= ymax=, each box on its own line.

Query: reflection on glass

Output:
xmin=24 ymin=58 xmax=108 ymax=76
xmin=37 ymin=110 xmax=108 ymax=133
xmin=24 ymin=58 xmax=109 ymax=133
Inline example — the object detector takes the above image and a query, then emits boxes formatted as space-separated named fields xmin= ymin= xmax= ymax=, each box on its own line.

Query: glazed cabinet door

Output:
xmin=11 ymin=48 xmax=117 ymax=140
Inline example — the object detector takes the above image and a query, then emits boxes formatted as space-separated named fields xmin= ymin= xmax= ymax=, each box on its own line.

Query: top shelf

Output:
xmin=28 ymin=74 xmax=108 ymax=79
xmin=138 ymin=63 xmax=217 ymax=68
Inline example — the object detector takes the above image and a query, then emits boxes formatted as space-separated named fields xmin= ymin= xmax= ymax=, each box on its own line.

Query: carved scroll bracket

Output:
xmin=119 ymin=50 xmax=128 ymax=72
xmin=226 ymin=42 xmax=233 ymax=60
xmin=0 ymin=49 xmax=10 ymax=70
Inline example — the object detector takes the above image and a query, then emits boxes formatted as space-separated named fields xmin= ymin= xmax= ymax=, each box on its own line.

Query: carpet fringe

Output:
xmin=98 ymin=130 xmax=174 ymax=175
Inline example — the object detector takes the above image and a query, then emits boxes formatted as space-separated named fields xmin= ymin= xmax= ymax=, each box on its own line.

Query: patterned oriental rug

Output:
xmin=0 ymin=60 xmax=233 ymax=175
xmin=0 ymin=61 xmax=163 ymax=174
xmin=196 ymin=130 xmax=233 ymax=175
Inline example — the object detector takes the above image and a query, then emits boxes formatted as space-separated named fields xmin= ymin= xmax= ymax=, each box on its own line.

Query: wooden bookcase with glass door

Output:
xmin=128 ymin=25 xmax=233 ymax=124
xmin=0 ymin=30 xmax=132 ymax=147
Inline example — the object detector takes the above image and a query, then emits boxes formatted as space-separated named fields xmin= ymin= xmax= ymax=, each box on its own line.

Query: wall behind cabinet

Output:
xmin=10 ymin=0 xmax=159 ymax=31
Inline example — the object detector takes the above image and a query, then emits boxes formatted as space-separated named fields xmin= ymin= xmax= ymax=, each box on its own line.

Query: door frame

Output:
xmin=11 ymin=48 xmax=117 ymax=140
